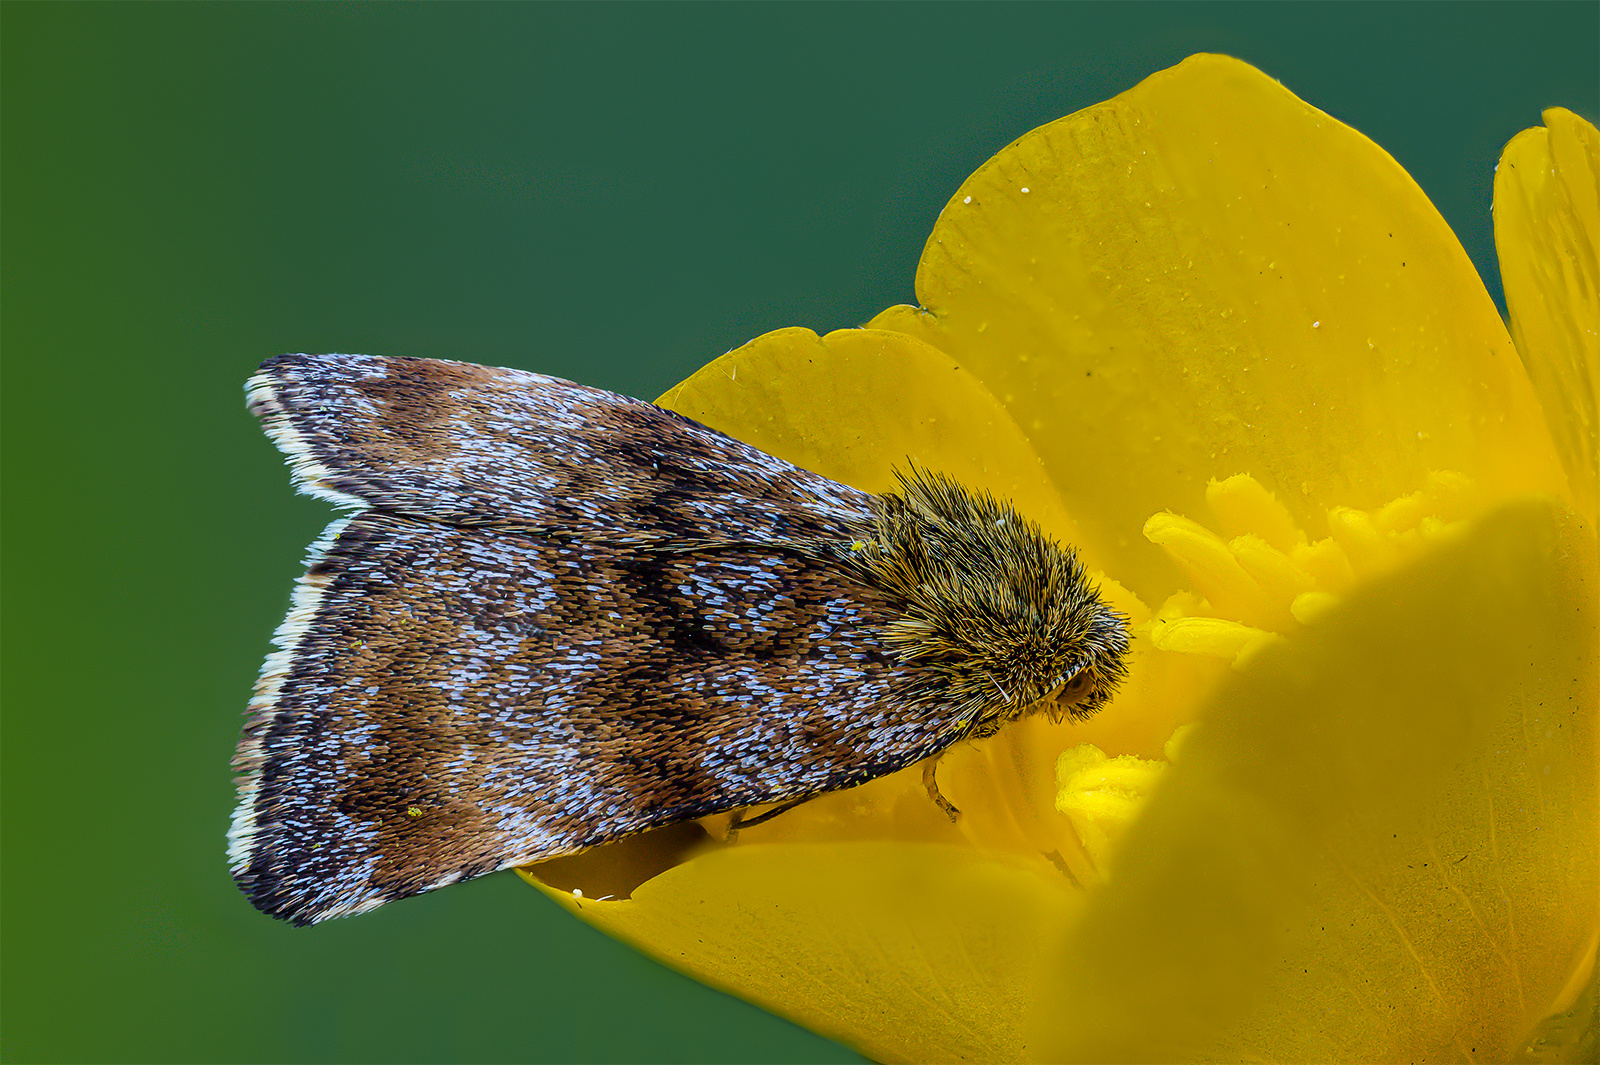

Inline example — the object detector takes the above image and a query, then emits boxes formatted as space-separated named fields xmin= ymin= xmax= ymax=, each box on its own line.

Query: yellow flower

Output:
xmin=520 ymin=56 xmax=1598 ymax=1062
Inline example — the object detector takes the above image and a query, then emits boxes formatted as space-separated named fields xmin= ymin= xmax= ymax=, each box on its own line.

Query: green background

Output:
xmin=3 ymin=3 xmax=1595 ymax=1061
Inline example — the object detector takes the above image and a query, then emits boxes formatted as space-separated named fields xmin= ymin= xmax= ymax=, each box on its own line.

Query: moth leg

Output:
xmin=922 ymin=758 xmax=960 ymax=822
xmin=725 ymin=796 xmax=812 ymax=843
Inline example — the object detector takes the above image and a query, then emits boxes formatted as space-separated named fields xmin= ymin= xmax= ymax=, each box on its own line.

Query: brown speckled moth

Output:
xmin=230 ymin=353 xmax=1129 ymax=925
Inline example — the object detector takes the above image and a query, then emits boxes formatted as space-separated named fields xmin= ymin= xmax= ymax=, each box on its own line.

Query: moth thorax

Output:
xmin=862 ymin=468 xmax=1131 ymax=727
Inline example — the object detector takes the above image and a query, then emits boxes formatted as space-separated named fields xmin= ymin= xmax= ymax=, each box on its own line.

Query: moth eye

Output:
xmin=1047 ymin=670 xmax=1095 ymax=705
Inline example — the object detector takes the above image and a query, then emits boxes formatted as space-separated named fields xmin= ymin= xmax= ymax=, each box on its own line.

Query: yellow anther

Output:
xmin=1228 ymin=534 xmax=1314 ymax=629
xmin=1144 ymin=512 xmax=1270 ymax=624
xmin=1231 ymin=629 xmax=1286 ymax=668
xmin=1149 ymin=615 xmax=1277 ymax=666
xmin=1055 ymin=743 xmax=1110 ymax=782
xmin=1374 ymin=487 xmax=1432 ymax=535
xmin=1290 ymin=590 xmax=1342 ymax=625
xmin=1421 ymin=470 xmax=1475 ymax=519
xmin=1290 ymin=537 xmax=1356 ymax=592
xmin=1417 ymin=515 xmax=1467 ymax=545
xmin=1372 ymin=473 xmax=1464 ymax=534
xmin=1162 ymin=723 xmax=1197 ymax=763
xmin=1327 ymin=506 xmax=1398 ymax=573
xmin=1206 ymin=473 xmax=1303 ymax=552
xmin=1153 ymin=590 xmax=1208 ymax=622
xmin=1388 ymin=526 xmax=1425 ymax=557
xmin=1416 ymin=470 xmax=1475 ymax=523
xmin=1054 ymin=744 xmax=1168 ymax=874
xmin=1146 ymin=471 xmax=1474 ymax=668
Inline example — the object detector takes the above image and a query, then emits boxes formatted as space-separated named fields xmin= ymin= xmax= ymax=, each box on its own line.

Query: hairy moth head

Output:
xmin=859 ymin=468 xmax=1129 ymax=735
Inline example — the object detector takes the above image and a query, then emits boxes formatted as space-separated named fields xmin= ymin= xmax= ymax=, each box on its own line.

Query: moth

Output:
xmin=230 ymin=353 xmax=1129 ymax=925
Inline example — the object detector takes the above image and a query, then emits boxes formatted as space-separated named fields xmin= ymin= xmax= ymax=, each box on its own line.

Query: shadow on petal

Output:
xmin=1037 ymin=498 xmax=1598 ymax=1063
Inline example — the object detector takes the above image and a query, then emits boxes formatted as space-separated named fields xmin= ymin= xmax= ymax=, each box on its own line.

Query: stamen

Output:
xmin=1228 ymin=534 xmax=1313 ymax=630
xmin=1143 ymin=471 xmax=1475 ymax=668
xmin=1206 ymin=473 xmax=1302 ymax=552
xmin=1143 ymin=512 xmax=1272 ymax=625
xmin=1289 ymin=536 xmax=1356 ymax=593
xmin=1374 ymin=470 xmax=1475 ymax=533
xmin=1290 ymin=591 xmax=1341 ymax=625
xmin=1148 ymin=615 xmax=1280 ymax=665
xmin=1327 ymin=506 xmax=1398 ymax=573
xmin=1054 ymin=743 xmax=1168 ymax=877
xmin=1162 ymin=723 xmax=1197 ymax=763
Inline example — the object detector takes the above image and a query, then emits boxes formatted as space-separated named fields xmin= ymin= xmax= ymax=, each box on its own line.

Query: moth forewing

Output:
xmin=232 ymin=354 xmax=1129 ymax=925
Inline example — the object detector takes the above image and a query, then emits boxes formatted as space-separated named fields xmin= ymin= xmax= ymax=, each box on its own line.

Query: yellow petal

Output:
xmin=1494 ymin=108 xmax=1600 ymax=529
xmin=522 ymin=842 xmax=1081 ymax=1064
xmin=871 ymin=54 xmax=1566 ymax=603
xmin=1036 ymin=498 xmax=1598 ymax=1062
xmin=659 ymin=325 xmax=1088 ymax=553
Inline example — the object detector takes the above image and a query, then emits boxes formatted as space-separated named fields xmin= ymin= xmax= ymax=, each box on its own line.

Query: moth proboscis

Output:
xmin=229 ymin=353 xmax=1130 ymax=925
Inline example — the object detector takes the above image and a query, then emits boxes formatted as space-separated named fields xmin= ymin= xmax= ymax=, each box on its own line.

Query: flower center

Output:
xmin=1048 ymin=471 xmax=1479 ymax=881
xmin=1141 ymin=471 xmax=1477 ymax=667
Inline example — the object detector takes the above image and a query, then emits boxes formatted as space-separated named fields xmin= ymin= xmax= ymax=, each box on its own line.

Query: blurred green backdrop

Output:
xmin=2 ymin=3 xmax=1595 ymax=1062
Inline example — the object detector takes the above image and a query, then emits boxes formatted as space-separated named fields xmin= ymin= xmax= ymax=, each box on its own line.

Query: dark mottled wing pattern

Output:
xmin=231 ymin=355 xmax=961 ymax=925
xmin=246 ymin=352 xmax=875 ymax=542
